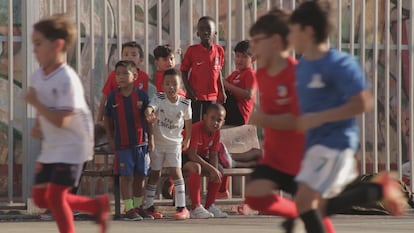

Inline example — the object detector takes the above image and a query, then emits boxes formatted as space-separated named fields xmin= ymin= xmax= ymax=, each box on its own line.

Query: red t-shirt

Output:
xmin=189 ymin=121 xmax=220 ymax=158
xmin=181 ymin=44 xmax=224 ymax=101
xmin=102 ymin=70 xmax=149 ymax=95
xmin=256 ymin=57 xmax=304 ymax=176
xmin=225 ymin=67 xmax=257 ymax=123
xmin=154 ymin=70 xmax=186 ymax=97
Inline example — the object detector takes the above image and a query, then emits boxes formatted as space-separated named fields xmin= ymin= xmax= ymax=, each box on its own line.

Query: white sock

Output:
xmin=143 ymin=184 xmax=157 ymax=209
xmin=174 ymin=179 xmax=186 ymax=208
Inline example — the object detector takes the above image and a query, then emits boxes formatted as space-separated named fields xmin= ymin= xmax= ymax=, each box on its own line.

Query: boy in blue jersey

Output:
xmin=288 ymin=1 xmax=407 ymax=233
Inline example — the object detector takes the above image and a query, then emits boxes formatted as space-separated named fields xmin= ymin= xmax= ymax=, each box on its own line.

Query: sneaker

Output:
xmin=136 ymin=207 xmax=155 ymax=220
xmin=207 ymin=204 xmax=228 ymax=218
xmin=216 ymin=190 xmax=230 ymax=199
xmin=95 ymin=195 xmax=110 ymax=233
xmin=162 ymin=177 xmax=175 ymax=199
xmin=372 ymin=172 xmax=407 ymax=216
xmin=190 ymin=205 xmax=214 ymax=219
xmin=123 ymin=208 xmax=143 ymax=221
xmin=39 ymin=211 xmax=54 ymax=221
xmin=174 ymin=207 xmax=190 ymax=220
xmin=144 ymin=206 xmax=163 ymax=219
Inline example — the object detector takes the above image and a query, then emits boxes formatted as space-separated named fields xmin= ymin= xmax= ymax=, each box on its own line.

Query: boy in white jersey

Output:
xmin=24 ymin=14 xmax=109 ymax=233
xmin=143 ymin=68 xmax=192 ymax=220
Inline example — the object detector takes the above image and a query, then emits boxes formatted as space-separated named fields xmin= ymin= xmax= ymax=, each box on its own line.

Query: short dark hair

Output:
xmin=234 ymin=40 xmax=252 ymax=56
xmin=163 ymin=68 xmax=181 ymax=78
xmin=206 ymin=103 xmax=226 ymax=116
xmin=198 ymin=16 xmax=215 ymax=25
xmin=33 ymin=14 xmax=76 ymax=51
xmin=115 ymin=60 xmax=137 ymax=73
xmin=153 ymin=44 xmax=173 ymax=60
xmin=249 ymin=8 xmax=290 ymax=48
xmin=289 ymin=0 xmax=334 ymax=43
xmin=122 ymin=41 xmax=144 ymax=58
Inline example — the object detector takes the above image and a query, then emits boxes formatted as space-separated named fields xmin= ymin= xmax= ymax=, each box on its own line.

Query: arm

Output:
xmin=24 ymin=87 xmax=72 ymax=128
xmin=96 ymin=95 xmax=107 ymax=123
xmin=182 ymin=119 xmax=192 ymax=151
xmin=217 ymin=72 xmax=227 ymax=104
xmin=182 ymin=71 xmax=196 ymax=100
xmin=145 ymin=106 xmax=156 ymax=152
xmin=30 ymin=115 xmax=43 ymax=139
xmin=103 ymin=116 xmax=115 ymax=150
xmin=249 ymin=107 xmax=298 ymax=130
xmin=223 ymin=79 xmax=254 ymax=99
xmin=298 ymin=89 xmax=374 ymax=131
xmin=187 ymin=148 xmax=220 ymax=177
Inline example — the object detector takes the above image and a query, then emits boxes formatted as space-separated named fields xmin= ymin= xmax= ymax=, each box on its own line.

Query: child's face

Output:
xmin=31 ymin=30 xmax=59 ymax=69
xmin=155 ymin=54 xmax=175 ymax=72
xmin=288 ymin=23 xmax=307 ymax=54
xmin=234 ymin=52 xmax=252 ymax=70
xmin=121 ymin=46 xmax=142 ymax=66
xmin=249 ymin=33 xmax=277 ymax=67
xmin=197 ymin=19 xmax=216 ymax=45
xmin=115 ymin=66 xmax=136 ymax=88
xmin=203 ymin=109 xmax=225 ymax=133
xmin=163 ymin=74 xmax=180 ymax=100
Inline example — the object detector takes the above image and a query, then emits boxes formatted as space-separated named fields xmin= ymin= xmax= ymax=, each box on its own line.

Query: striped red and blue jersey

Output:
xmin=104 ymin=87 xmax=149 ymax=150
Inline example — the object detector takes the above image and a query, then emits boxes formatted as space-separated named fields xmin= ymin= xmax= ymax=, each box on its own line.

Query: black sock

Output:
xmin=300 ymin=210 xmax=325 ymax=233
xmin=325 ymin=182 xmax=382 ymax=216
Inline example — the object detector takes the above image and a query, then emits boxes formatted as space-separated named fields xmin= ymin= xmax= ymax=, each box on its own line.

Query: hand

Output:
xmin=24 ymin=87 xmax=39 ymax=107
xmin=108 ymin=138 xmax=115 ymax=150
xmin=187 ymin=88 xmax=196 ymax=101
xmin=182 ymin=137 xmax=190 ymax=151
xmin=249 ymin=107 xmax=265 ymax=127
xmin=209 ymin=167 xmax=222 ymax=183
xmin=297 ymin=113 xmax=321 ymax=132
xmin=146 ymin=112 xmax=157 ymax=124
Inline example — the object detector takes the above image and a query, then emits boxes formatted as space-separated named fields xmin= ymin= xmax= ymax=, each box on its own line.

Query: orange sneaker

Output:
xmin=145 ymin=206 xmax=164 ymax=219
xmin=95 ymin=195 xmax=110 ymax=233
xmin=372 ymin=172 xmax=407 ymax=216
xmin=174 ymin=207 xmax=190 ymax=220
xmin=216 ymin=190 xmax=230 ymax=199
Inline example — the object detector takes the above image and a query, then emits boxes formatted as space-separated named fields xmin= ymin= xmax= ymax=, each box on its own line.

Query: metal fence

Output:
xmin=1 ymin=0 xmax=413 ymax=206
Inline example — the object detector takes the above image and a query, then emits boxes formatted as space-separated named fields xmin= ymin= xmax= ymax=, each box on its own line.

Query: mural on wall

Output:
xmin=0 ymin=0 xmax=413 ymax=199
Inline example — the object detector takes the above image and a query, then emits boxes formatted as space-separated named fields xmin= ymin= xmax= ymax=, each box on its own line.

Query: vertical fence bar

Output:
xmin=89 ymin=0 xmax=96 ymax=196
xmin=144 ymin=0 xmax=149 ymax=73
xmin=384 ymin=0 xmax=391 ymax=171
xmin=117 ymin=0 xmax=122 ymax=60
xmin=49 ymin=0 xmax=53 ymax=15
xmin=169 ymin=0 xmax=180 ymax=65
xmin=76 ymin=0 xmax=81 ymax=76
xmin=237 ymin=0 xmax=245 ymax=40
xmin=7 ymin=0 xmax=14 ymax=204
xmin=131 ymin=0 xmax=135 ymax=41
xmin=336 ymin=0 xmax=342 ymax=50
xmin=103 ymin=0 xmax=109 ymax=193
xmin=202 ymin=0 xmax=206 ymax=16
xmin=409 ymin=0 xmax=414 ymax=189
xmin=253 ymin=0 xmax=257 ymax=21
xmin=396 ymin=0 xmax=402 ymax=179
xmin=157 ymin=0 xmax=162 ymax=44
xmin=349 ymin=0 xmax=354 ymax=55
xmin=215 ymin=0 xmax=219 ymax=43
xmin=226 ymin=0 xmax=232 ymax=77
xmin=188 ymin=0 xmax=193 ymax=45
xmin=62 ymin=0 xmax=66 ymax=13
xmin=372 ymin=0 xmax=379 ymax=173
xmin=266 ymin=0 xmax=270 ymax=11
xmin=360 ymin=0 xmax=366 ymax=174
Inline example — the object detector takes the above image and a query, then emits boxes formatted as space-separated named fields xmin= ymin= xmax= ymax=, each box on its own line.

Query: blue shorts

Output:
xmin=116 ymin=145 xmax=150 ymax=176
xmin=34 ymin=163 xmax=84 ymax=187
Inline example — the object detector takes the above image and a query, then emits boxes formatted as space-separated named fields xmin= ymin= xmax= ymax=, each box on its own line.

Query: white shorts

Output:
xmin=150 ymin=145 xmax=182 ymax=171
xmin=295 ymin=145 xmax=358 ymax=198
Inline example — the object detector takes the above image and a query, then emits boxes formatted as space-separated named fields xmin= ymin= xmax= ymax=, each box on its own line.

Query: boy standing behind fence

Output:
xmin=104 ymin=60 xmax=151 ymax=221
xmin=181 ymin=16 xmax=226 ymax=122
xmin=25 ymin=14 xmax=109 ymax=233
xmin=143 ymin=68 xmax=192 ymax=220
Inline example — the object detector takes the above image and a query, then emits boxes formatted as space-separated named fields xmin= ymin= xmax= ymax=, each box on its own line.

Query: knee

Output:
xmin=32 ymin=187 xmax=48 ymax=209
xmin=186 ymin=162 xmax=201 ymax=174
xmin=148 ymin=170 xmax=161 ymax=184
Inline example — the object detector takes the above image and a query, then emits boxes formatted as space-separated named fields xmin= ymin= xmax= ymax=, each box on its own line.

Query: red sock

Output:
xmin=66 ymin=193 xmax=98 ymax=215
xmin=47 ymin=183 xmax=75 ymax=233
xmin=205 ymin=181 xmax=221 ymax=209
xmin=323 ymin=217 xmax=336 ymax=233
xmin=245 ymin=195 xmax=297 ymax=218
xmin=219 ymin=176 xmax=229 ymax=193
xmin=32 ymin=187 xmax=49 ymax=209
xmin=188 ymin=173 xmax=201 ymax=209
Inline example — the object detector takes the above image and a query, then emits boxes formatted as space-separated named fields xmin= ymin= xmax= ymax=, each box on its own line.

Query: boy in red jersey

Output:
xmin=104 ymin=60 xmax=150 ymax=221
xmin=97 ymin=41 xmax=149 ymax=123
xmin=25 ymin=14 xmax=109 ymax=233
xmin=181 ymin=16 xmax=226 ymax=122
xmin=182 ymin=104 xmax=228 ymax=219
xmin=241 ymin=9 xmax=336 ymax=233
xmin=223 ymin=40 xmax=257 ymax=126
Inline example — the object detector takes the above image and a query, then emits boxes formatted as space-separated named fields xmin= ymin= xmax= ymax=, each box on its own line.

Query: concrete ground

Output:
xmin=1 ymin=210 xmax=413 ymax=233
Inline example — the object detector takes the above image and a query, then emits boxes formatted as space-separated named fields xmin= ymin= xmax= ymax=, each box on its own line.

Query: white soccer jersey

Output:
xmin=30 ymin=64 xmax=94 ymax=164
xmin=149 ymin=93 xmax=192 ymax=147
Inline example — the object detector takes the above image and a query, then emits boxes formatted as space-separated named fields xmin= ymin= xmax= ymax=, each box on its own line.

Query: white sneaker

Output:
xmin=190 ymin=205 xmax=214 ymax=219
xmin=207 ymin=204 xmax=228 ymax=218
